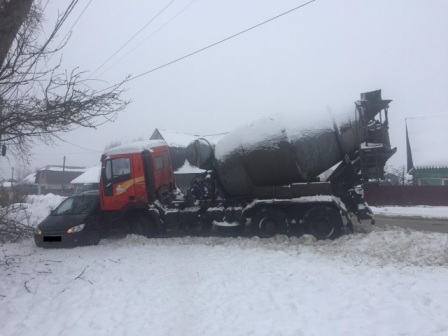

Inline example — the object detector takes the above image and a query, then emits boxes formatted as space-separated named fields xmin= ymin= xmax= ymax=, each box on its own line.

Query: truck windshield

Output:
xmin=53 ymin=196 xmax=98 ymax=215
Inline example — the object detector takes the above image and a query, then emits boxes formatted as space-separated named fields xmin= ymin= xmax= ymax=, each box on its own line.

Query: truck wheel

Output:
xmin=303 ymin=206 xmax=342 ymax=240
xmin=251 ymin=208 xmax=289 ymax=238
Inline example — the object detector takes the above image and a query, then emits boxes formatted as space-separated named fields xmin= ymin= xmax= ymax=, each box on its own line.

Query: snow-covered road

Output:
xmin=1 ymin=228 xmax=448 ymax=336
xmin=1 ymin=194 xmax=448 ymax=336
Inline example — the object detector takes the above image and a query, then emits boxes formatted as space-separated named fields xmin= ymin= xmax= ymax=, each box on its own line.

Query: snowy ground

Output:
xmin=1 ymin=195 xmax=448 ymax=336
xmin=371 ymin=205 xmax=448 ymax=219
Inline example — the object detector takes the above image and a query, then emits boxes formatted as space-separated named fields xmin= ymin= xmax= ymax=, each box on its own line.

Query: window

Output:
xmin=103 ymin=157 xmax=131 ymax=184
xmin=154 ymin=156 xmax=163 ymax=170
xmin=442 ymin=179 xmax=448 ymax=186
xmin=162 ymin=151 xmax=170 ymax=167
xmin=105 ymin=161 xmax=112 ymax=180
xmin=112 ymin=158 xmax=131 ymax=178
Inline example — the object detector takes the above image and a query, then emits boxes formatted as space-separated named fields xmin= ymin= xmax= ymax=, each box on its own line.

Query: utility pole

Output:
xmin=62 ymin=156 xmax=66 ymax=195
xmin=11 ymin=167 xmax=14 ymax=187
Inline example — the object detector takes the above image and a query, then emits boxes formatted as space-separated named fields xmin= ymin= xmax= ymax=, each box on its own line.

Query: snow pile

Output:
xmin=25 ymin=194 xmax=65 ymax=225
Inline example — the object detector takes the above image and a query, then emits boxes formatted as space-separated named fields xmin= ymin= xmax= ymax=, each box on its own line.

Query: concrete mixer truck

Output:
xmin=99 ymin=90 xmax=395 ymax=239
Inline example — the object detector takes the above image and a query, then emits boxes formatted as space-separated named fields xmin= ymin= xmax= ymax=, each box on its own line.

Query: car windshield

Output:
xmin=52 ymin=196 xmax=98 ymax=215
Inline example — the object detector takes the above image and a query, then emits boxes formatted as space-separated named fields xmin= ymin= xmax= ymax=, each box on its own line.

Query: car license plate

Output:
xmin=43 ymin=236 xmax=62 ymax=242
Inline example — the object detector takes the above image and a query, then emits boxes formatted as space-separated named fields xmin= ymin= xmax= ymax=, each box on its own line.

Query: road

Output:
xmin=373 ymin=215 xmax=448 ymax=234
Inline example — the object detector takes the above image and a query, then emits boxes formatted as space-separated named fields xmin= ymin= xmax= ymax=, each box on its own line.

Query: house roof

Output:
xmin=150 ymin=129 xmax=227 ymax=148
xmin=406 ymin=115 xmax=448 ymax=171
xmin=38 ymin=165 xmax=86 ymax=172
xmin=19 ymin=173 xmax=37 ymax=185
xmin=71 ymin=166 xmax=101 ymax=184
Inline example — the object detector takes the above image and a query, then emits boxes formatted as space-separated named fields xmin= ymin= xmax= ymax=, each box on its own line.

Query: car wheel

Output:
xmin=88 ymin=230 xmax=100 ymax=246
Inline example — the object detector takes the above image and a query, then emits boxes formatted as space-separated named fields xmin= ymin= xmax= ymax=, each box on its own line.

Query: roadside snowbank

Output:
xmin=371 ymin=205 xmax=448 ymax=218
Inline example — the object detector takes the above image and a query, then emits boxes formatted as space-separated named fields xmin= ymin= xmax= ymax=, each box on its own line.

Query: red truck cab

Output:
xmin=99 ymin=140 xmax=175 ymax=213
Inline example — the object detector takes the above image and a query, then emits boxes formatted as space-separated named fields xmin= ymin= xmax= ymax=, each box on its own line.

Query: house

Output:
xmin=70 ymin=166 xmax=101 ymax=193
xmin=16 ymin=172 xmax=38 ymax=194
xmin=406 ymin=115 xmax=448 ymax=185
xmin=150 ymin=129 xmax=226 ymax=192
xmin=35 ymin=165 xmax=86 ymax=195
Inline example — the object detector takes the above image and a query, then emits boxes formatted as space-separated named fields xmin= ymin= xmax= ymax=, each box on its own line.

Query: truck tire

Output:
xmin=251 ymin=208 xmax=289 ymax=238
xmin=303 ymin=206 xmax=342 ymax=240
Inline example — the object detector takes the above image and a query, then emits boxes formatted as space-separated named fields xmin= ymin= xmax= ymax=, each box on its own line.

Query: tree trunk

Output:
xmin=0 ymin=0 xmax=34 ymax=67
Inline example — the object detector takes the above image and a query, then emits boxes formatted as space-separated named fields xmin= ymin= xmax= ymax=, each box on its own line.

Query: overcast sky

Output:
xmin=1 ymin=0 xmax=447 ymax=179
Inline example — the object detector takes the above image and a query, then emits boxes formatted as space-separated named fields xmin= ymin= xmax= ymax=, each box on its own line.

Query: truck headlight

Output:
xmin=35 ymin=226 xmax=42 ymax=235
xmin=67 ymin=224 xmax=85 ymax=234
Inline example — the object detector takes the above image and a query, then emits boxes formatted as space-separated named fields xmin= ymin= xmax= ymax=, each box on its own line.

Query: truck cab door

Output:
xmin=101 ymin=156 xmax=135 ymax=211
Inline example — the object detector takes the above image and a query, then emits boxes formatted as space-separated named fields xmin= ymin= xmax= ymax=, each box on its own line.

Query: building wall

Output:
xmin=411 ymin=168 xmax=448 ymax=186
xmin=364 ymin=185 xmax=448 ymax=206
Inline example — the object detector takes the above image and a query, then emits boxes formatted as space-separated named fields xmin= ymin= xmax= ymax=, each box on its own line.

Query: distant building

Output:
xmin=70 ymin=166 xmax=101 ymax=193
xmin=16 ymin=172 xmax=38 ymax=194
xmin=406 ymin=115 xmax=448 ymax=185
xmin=150 ymin=129 xmax=226 ymax=192
xmin=35 ymin=165 xmax=86 ymax=195
xmin=0 ymin=178 xmax=18 ymax=189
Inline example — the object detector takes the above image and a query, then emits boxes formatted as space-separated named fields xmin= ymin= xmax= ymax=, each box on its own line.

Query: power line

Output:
xmin=55 ymin=136 xmax=102 ymax=153
xmin=98 ymin=0 xmax=198 ymax=78
xmin=88 ymin=0 xmax=177 ymax=79
xmin=125 ymin=0 xmax=317 ymax=83
xmin=39 ymin=0 xmax=94 ymax=72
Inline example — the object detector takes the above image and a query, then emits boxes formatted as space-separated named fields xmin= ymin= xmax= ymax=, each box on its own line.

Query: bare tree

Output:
xmin=384 ymin=165 xmax=413 ymax=186
xmin=0 ymin=0 xmax=130 ymax=161
xmin=0 ymin=0 xmax=130 ymax=242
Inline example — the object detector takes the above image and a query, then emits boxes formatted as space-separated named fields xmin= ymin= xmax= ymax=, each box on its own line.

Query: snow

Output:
xmin=19 ymin=172 xmax=37 ymax=185
xmin=153 ymin=129 xmax=227 ymax=147
xmin=38 ymin=165 xmax=86 ymax=172
xmin=103 ymin=140 xmax=168 ymax=155
xmin=406 ymin=115 xmax=448 ymax=168
xmin=215 ymin=106 xmax=354 ymax=161
xmin=174 ymin=160 xmax=205 ymax=174
xmin=371 ymin=205 xmax=448 ymax=219
xmin=71 ymin=166 xmax=101 ymax=184
xmin=1 ymin=194 xmax=448 ymax=336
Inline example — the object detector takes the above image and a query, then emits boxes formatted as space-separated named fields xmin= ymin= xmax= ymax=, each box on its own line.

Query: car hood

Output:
xmin=38 ymin=214 xmax=89 ymax=232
